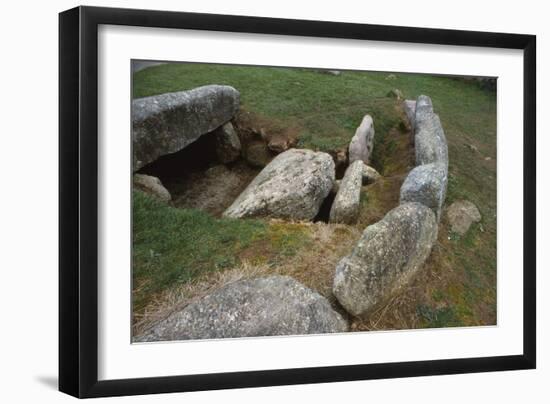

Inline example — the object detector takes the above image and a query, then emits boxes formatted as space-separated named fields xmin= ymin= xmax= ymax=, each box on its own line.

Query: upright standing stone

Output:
xmin=329 ymin=160 xmax=364 ymax=224
xmin=132 ymin=85 xmax=240 ymax=171
xmin=213 ymin=122 xmax=241 ymax=163
xmin=348 ymin=114 xmax=375 ymax=164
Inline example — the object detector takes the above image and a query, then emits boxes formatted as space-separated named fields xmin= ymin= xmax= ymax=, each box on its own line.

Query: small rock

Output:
xmin=267 ymin=135 xmax=291 ymax=153
xmin=213 ymin=122 xmax=241 ymax=164
xmin=485 ymin=156 xmax=492 ymax=161
xmin=387 ymin=88 xmax=404 ymax=99
xmin=133 ymin=174 xmax=171 ymax=203
xmin=467 ymin=144 xmax=479 ymax=153
xmin=362 ymin=164 xmax=381 ymax=185
xmin=447 ymin=200 xmax=482 ymax=235
xmin=332 ymin=148 xmax=348 ymax=175
xmin=224 ymin=149 xmax=335 ymax=221
xmin=244 ymin=141 xmax=273 ymax=168
xmin=385 ymin=74 xmax=397 ymax=80
xmin=349 ymin=114 xmax=375 ymax=165
xmin=333 ymin=202 xmax=438 ymax=317
xmin=139 ymin=275 xmax=348 ymax=341
xmin=329 ymin=160 xmax=363 ymax=224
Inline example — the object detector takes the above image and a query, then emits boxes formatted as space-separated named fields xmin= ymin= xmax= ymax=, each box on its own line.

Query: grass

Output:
xmin=132 ymin=191 xmax=312 ymax=317
xmin=133 ymin=63 xmax=497 ymax=332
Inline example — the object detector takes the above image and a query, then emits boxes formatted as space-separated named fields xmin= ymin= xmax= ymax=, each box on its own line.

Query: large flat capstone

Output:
xmin=139 ymin=275 xmax=348 ymax=341
xmin=223 ymin=148 xmax=335 ymax=221
xmin=132 ymin=85 xmax=240 ymax=171
xmin=333 ymin=202 xmax=438 ymax=317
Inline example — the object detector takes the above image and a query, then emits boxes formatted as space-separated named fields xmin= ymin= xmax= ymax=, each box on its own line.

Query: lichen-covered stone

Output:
xmin=348 ymin=114 xmax=375 ymax=164
xmin=414 ymin=95 xmax=448 ymax=168
xmin=399 ymin=163 xmax=447 ymax=220
xmin=133 ymin=174 xmax=171 ymax=203
xmin=333 ymin=202 xmax=438 ymax=317
xmin=139 ymin=275 xmax=348 ymax=341
xmin=132 ymin=85 xmax=240 ymax=170
xmin=224 ymin=149 xmax=335 ymax=220
xmin=447 ymin=200 xmax=482 ymax=235
xmin=329 ymin=160 xmax=363 ymax=224
xmin=213 ymin=122 xmax=241 ymax=163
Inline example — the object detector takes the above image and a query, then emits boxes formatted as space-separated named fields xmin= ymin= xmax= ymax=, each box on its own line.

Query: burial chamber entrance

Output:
xmin=137 ymin=129 xmax=261 ymax=217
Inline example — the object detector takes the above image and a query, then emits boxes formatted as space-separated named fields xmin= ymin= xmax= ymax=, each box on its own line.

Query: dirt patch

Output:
xmin=170 ymin=162 xmax=259 ymax=216
xmin=234 ymin=109 xmax=300 ymax=152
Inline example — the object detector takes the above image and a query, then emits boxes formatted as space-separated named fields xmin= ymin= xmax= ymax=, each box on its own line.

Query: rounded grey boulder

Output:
xmin=399 ymin=163 xmax=447 ymax=220
xmin=447 ymin=200 xmax=482 ymax=235
xmin=329 ymin=160 xmax=364 ymax=224
xmin=132 ymin=85 xmax=240 ymax=171
xmin=223 ymin=149 xmax=335 ymax=221
xmin=139 ymin=275 xmax=348 ymax=341
xmin=333 ymin=202 xmax=438 ymax=317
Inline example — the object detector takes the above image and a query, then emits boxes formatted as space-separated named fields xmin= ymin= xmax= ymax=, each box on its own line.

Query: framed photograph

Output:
xmin=59 ymin=6 xmax=536 ymax=398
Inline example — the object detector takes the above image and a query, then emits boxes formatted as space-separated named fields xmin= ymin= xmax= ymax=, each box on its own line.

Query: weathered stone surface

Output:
xmin=447 ymin=200 xmax=482 ymax=235
xmin=414 ymin=97 xmax=448 ymax=168
xmin=349 ymin=114 xmax=375 ymax=164
xmin=244 ymin=141 xmax=273 ymax=167
xmin=333 ymin=202 xmax=438 ymax=317
xmin=414 ymin=94 xmax=433 ymax=127
xmin=213 ymin=122 xmax=241 ymax=163
xmin=403 ymin=99 xmax=417 ymax=132
xmin=132 ymin=85 xmax=240 ymax=171
xmin=139 ymin=275 xmax=348 ymax=341
xmin=362 ymin=164 xmax=381 ymax=185
xmin=329 ymin=160 xmax=364 ymax=224
xmin=399 ymin=163 xmax=447 ymax=220
xmin=133 ymin=174 xmax=171 ymax=203
xmin=224 ymin=149 xmax=335 ymax=220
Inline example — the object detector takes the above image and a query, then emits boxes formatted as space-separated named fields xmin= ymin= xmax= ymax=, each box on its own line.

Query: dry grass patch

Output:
xmin=133 ymin=221 xmax=361 ymax=338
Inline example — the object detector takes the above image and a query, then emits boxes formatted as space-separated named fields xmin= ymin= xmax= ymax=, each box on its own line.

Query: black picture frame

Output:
xmin=59 ymin=5 xmax=536 ymax=398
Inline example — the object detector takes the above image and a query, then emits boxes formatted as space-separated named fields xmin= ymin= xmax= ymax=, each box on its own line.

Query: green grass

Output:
xmin=132 ymin=191 xmax=311 ymax=313
xmin=133 ymin=63 xmax=497 ymax=328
